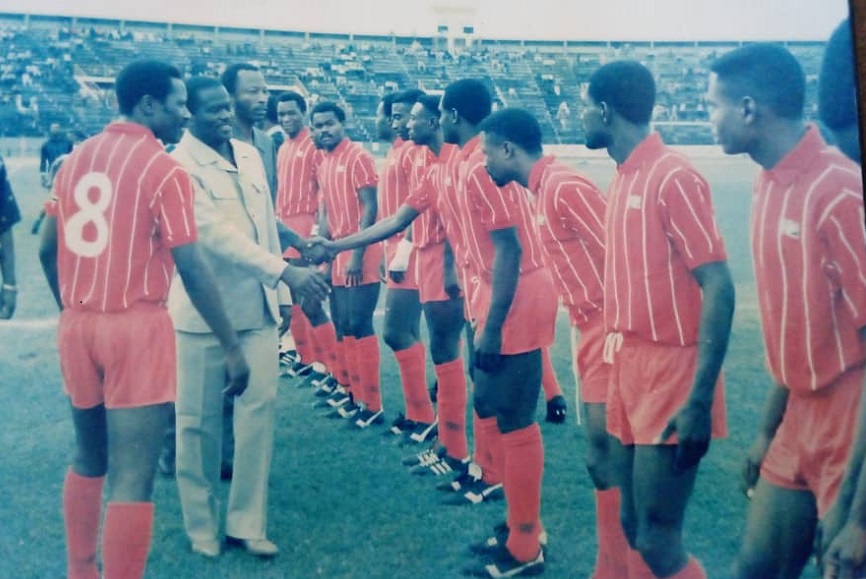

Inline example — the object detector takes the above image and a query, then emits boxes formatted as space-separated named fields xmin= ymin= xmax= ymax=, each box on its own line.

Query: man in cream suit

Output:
xmin=169 ymin=76 xmax=329 ymax=559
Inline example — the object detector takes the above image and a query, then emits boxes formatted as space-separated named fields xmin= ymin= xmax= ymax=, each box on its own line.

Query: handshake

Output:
xmin=300 ymin=236 xmax=339 ymax=265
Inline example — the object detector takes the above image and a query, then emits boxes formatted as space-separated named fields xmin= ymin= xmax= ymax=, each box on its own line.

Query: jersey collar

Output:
xmin=529 ymin=155 xmax=556 ymax=193
xmin=617 ymin=132 xmax=664 ymax=174
xmin=764 ymin=124 xmax=824 ymax=186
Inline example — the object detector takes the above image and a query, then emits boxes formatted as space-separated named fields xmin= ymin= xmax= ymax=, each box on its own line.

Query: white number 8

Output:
xmin=65 ymin=172 xmax=113 ymax=258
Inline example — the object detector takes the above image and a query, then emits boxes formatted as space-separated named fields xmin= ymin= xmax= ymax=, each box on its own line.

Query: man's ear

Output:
xmin=741 ymin=96 xmax=758 ymax=124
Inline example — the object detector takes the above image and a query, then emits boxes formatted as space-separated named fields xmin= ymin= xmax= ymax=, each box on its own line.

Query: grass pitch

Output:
xmin=0 ymin=152 xmax=819 ymax=578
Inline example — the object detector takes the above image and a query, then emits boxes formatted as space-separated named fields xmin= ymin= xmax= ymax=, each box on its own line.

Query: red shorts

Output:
xmin=760 ymin=364 xmax=864 ymax=517
xmin=570 ymin=311 xmax=610 ymax=405
xmin=331 ymin=241 xmax=383 ymax=287
xmin=281 ymin=213 xmax=316 ymax=259
xmin=472 ymin=268 xmax=557 ymax=355
xmin=58 ymin=304 xmax=176 ymax=409
xmin=606 ymin=334 xmax=727 ymax=446
xmin=416 ymin=243 xmax=452 ymax=303
xmin=383 ymin=237 xmax=419 ymax=291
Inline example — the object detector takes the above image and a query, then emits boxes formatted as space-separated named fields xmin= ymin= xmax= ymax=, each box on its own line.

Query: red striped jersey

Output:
xmin=528 ymin=155 xmax=606 ymax=327
xmin=378 ymin=137 xmax=416 ymax=239
xmin=46 ymin=122 xmax=198 ymax=312
xmin=455 ymin=136 xmax=547 ymax=282
xmin=275 ymin=127 xmax=321 ymax=219
xmin=751 ymin=125 xmax=866 ymax=392
xmin=405 ymin=143 xmax=459 ymax=248
xmin=316 ymin=137 xmax=379 ymax=239
xmin=604 ymin=132 xmax=727 ymax=346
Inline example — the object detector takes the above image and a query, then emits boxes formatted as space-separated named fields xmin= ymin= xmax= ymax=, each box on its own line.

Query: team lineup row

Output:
xmin=15 ymin=16 xmax=865 ymax=579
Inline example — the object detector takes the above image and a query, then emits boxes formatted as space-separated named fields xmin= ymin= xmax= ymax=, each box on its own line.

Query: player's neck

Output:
xmin=609 ymin=125 xmax=650 ymax=166
xmin=428 ymin=135 xmax=443 ymax=156
xmin=749 ymin=121 xmax=808 ymax=171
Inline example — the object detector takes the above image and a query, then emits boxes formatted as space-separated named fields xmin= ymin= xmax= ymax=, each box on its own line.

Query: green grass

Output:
xmin=0 ymin=153 xmax=819 ymax=578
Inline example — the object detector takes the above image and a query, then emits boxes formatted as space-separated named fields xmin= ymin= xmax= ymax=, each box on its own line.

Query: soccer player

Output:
xmin=39 ymin=122 xmax=72 ymax=188
xmin=274 ymin=90 xmax=339 ymax=384
xmin=38 ymin=59 xmax=250 ymax=579
xmin=305 ymin=94 xmax=469 ymax=463
xmin=375 ymin=91 xmax=398 ymax=143
xmin=310 ymin=101 xmax=384 ymax=428
xmin=170 ymin=76 xmax=329 ymax=559
xmin=818 ymin=19 xmax=861 ymax=165
xmin=479 ymin=107 xmax=628 ymax=578
xmin=0 ymin=153 xmax=20 ymax=319
xmin=704 ymin=44 xmax=866 ymax=579
xmin=378 ymin=88 xmax=438 ymax=438
xmin=816 ymin=19 xmax=866 ymax=579
xmin=222 ymin=63 xmax=277 ymax=202
xmin=584 ymin=60 xmax=734 ymax=579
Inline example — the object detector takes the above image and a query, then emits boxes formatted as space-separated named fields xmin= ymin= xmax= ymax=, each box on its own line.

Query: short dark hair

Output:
xmin=588 ymin=60 xmax=656 ymax=125
xmin=380 ymin=92 xmax=398 ymax=118
xmin=478 ymin=108 xmax=543 ymax=155
xmin=185 ymin=75 xmax=224 ymax=115
xmin=393 ymin=88 xmax=426 ymax=107
xmin=310 ymin=101 xmax=346 ymax=123
xmin=115 ymin=60 xmax=183 ymax=116
xmin=278 ymin=90 xmax=307 ymax=114
xmin=417 ymin=94 xmax=441 ymax=117
xmin=221 ymin=62 xmax=260 ymax=96
xmin=710 ymin=43 xmax=805 ymax=120
xmin=442 ymin=79 xmax=492 ymax=126
xmin=820 ymin=19 xmax=858 ymax=130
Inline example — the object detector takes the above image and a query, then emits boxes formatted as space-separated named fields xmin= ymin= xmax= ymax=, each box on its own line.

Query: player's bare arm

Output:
xmin=276 ymin=220 xmax=306 ymax=254
xmin=741 ymin=382 xmax=789 ymax=496
xmin=659 ymin=260 xmax=735 ymax=471
xmin=345 ymin=185 xmax=378 ymax=286
xmin=38 ymin=214 xmax=62 ymax=310
xmin=474 ymin=226 xmax=521 ymax=373
xmin=171 ymin=242 xmax=250 ymax=397
xmin=322 ymin=204 xmax=420 ymax=257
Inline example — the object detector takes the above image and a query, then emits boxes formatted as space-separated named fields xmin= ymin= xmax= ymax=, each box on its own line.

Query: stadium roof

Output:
xmin=1 ymin=0 xmax=851 ymax=42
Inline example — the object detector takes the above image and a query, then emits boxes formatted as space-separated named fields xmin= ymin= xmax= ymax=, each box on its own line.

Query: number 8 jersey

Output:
xmin=46 ymin=122 xmax=198 ymax=312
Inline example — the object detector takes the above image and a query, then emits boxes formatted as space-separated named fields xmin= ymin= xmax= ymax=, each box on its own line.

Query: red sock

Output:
xmin=670 ymin=557 xmax=706 ymax=579
xmin=290 ymin=305 xmax=314 ymax=363
xmin=627 ymin=548 xmax=656 ymax=579
xmin=356 ymin=335 xmax=382 ymax=411
xmin=394 ymin=342 xmax=434 ymax=423
xmin=334 ymin=339 xmax=350 ymax=388
xmin=472 ymin=410 xmax=488 ymax=471
xmin=63 ymin=469 xmax=103 ymax=579
xmin=435 ymin=358 xmax=469 ymax=459
xmin=475 ymin=415 xmax=502 ymax=484
xmin=502 ymin=423 xmax=544 ymax=563
xmin=311 ymin=321 xmax=338 ymax=373
xmin=101 ymin=502 xmax=154 ymax=579
xmin=541 ymin=346 xmax=563 ymax=401
xmin=592 ymin=488 xmax=629 ymax=579
xmin=343 ymin=336 xmax=359 ymax=399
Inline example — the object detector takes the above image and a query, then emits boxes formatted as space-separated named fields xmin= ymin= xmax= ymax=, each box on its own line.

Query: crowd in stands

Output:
xmin=0 ymin=12 xmax=826 ymax=146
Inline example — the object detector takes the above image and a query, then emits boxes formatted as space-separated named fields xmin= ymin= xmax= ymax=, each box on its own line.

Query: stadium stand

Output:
xmin=0 ymin=11 xmax=826 ymax=144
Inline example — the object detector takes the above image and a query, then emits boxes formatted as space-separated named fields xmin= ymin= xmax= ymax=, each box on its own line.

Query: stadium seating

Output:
xmin=0 ymin=12 xmax=826 ymax=144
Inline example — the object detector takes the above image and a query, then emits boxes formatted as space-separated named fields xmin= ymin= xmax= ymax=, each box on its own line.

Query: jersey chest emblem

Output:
xmin=536 ymin=213 xmax=547 ymax=226
xmin=627 ymin=195 xmax=642 ymax=210
xmin=780 ymin=218 xmax=801 ymax=239
xmin=337 ymin=165 xmax=346 ymax=173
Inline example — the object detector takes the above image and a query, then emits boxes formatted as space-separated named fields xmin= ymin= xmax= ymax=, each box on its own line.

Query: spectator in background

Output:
xmin=40 ymin=122 xmax=72 ymax=188
xmin=0 ymin=152 xmax=20 ymax=319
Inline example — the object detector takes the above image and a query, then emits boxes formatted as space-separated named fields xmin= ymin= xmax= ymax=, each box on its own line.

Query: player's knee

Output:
xmin=635 ymin=520 xmax=684 ymax=577
xmin=73 ymin=448 xmax=108 ymax=478
xmin=429 ymin=334 xmax=458 ymax=365
xmin=585 ymin=447 xmax=613 ymax=490
xmin=383 ymin=324 xmax=413 ymax=351
xmin=733 ymin=543 xmax=781 ymax=579
xmin=107 ymin=467 xmax=156 ymax=502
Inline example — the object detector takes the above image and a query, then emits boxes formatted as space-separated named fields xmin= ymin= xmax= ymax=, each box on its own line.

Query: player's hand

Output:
xmin=388 ymin=269 xmax=405 ymax=284
xmin=222 ymin=345 xmax=250 ymax=397
xmin=281 ymin=264 xmax=331 ymax=302
xmin=0 ymin=286 xmax=17 ymax=319
xmin=821 ymin=520 xmax=866 ymax=579
xmin=278 ymin=304 xmax=292 ymax=337
xmin=656 ymin=401 xmax=712 ymax=472
xmin=443 ymin=264 xmax=462 ymax=300
xmin=473 ymin=325 xmax=502 ymax=373
xmin=303 ymin=236 xmax=334 ymax=265
xmin=346 ymin=251 xmax=363 ymax=287
xmin=741 ymin=432 xmax=772 ymax=498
